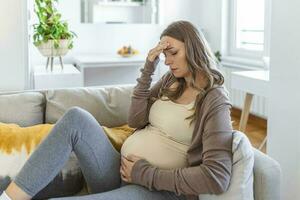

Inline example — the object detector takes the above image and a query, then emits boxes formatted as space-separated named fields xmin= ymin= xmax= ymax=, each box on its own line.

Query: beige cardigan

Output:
xmin=128 ymin=59 xmax=233 ymax=200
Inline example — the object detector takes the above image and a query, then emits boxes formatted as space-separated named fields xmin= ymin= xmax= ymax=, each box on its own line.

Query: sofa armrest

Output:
xmin=253 ymin=148 xmax=281 ymax=200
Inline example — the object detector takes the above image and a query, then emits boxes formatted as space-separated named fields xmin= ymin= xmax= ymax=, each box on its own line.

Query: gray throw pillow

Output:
xmin=45 ymin=85 xmax=134 ymax=127
xmin=0 ymin=92 xmax=45 ymax=127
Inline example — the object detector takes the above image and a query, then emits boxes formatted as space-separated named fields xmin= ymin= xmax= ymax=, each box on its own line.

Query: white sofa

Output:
xmin=0 ymin=84 xmax=281 ymax=200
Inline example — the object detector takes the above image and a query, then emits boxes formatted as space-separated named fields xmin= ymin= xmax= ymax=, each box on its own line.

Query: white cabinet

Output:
xmin=74 ymin=53 xmax=167 ymax=87
xmin=33 ymin=64 xmax=83 ymax=89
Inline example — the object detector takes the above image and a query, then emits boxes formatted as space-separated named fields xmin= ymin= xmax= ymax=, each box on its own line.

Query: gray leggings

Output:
xmin=13 ymin=107 xmax=187 ymax=200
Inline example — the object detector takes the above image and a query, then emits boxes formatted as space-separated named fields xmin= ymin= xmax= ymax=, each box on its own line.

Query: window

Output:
xmin=228 ymin=0 xmax=271 ymax=64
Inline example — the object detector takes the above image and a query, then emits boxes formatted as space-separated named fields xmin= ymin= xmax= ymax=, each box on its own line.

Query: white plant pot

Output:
xmin=37 ymin=39 xmax=71 ymax=57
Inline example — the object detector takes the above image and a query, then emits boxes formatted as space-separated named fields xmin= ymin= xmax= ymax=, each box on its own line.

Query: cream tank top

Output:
xmin=121 ymin=97 xmax=195 ymax=169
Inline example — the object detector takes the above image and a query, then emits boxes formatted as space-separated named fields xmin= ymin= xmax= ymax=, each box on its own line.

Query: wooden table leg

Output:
xmin=239 ymin=93 xmax=254 ymax=132
xmin=259 ymin=136 xmax=267 ymax=150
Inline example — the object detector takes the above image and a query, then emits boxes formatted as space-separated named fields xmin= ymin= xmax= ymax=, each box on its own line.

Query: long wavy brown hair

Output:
xmin=158 ymin=20 xmax=225 ymax=126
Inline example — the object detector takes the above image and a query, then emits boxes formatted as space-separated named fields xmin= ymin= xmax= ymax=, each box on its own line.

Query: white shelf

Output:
xmin=74 ymin=53 xmax=147 ymax=68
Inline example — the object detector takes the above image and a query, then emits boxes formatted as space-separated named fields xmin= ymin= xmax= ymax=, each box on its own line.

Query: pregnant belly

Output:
xmin=120 ymin=128 xmax=189 ymax=169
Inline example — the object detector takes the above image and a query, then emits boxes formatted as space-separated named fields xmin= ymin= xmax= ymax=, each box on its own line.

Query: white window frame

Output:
xmin=223 ymin=0 xmax=271 ymax=68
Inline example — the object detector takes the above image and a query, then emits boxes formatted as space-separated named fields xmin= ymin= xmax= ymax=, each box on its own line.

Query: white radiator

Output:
xmin=220 ymin=66 xmax=268 ymax=119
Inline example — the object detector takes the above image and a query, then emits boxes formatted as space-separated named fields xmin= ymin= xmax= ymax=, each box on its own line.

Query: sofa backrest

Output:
xmin=0 ymin=84 xmax=135 ymax=128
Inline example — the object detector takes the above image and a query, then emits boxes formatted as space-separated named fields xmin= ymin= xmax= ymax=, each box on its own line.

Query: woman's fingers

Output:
xmin=127 ymin=154 xmax=142 ymax=162
xmin=121 ymin=175 xmax=127 ymax=182
xmin=120 ymin=169 xmax=128 ymax=182
xmin=147 ymin=41 xmax=169 ymax=62
xmin=121 ymin=156 xmax=128 ymax=167
xmin=156 ymin=42 xmax=169 ymax=51
xmin=154 ymin=42 xmax=169 ymax=55
xmin=120 ymin=160 xmax=130 ymax=182
xmin=120 ymin=163 xmax=127 ymax=178
xmin=120 ymin=165 xmax=126 ymax=176
xmin=148 ymin=48 xmax=163 ymax=61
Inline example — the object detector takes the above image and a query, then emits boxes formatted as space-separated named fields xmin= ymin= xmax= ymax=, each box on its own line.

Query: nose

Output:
xmin=164 ymin=55 xmax=173 ymax=66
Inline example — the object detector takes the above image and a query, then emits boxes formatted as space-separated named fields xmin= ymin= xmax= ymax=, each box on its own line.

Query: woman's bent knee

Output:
xmin=61 ymin=106 xmax=102 ymax=135
xmin=57 ymin=107 xmax=94 ymax=134
xmin=64 ymin=106 xmax=87 ymax=118
xmin=61 ymin=107 xmax=94 ymax=124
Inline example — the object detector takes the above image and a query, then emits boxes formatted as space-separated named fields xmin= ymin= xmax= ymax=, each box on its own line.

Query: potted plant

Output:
xmin=214 ymin=51 xmax=222 ymax=63
xmin=33 ymin=0 xmax=76 ymax=71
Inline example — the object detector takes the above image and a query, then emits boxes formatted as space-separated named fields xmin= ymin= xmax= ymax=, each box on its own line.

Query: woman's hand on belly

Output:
xmin=120 ymin=154 xmax=144 ymax=183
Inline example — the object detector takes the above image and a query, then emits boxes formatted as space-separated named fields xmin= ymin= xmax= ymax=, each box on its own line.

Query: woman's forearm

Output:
xmin=127 ymin=59 xmax=161 ymax=129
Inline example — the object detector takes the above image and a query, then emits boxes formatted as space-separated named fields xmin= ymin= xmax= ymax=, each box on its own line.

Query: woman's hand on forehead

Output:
xmin=147 ymin=39 xmax=170 ymax=62
xmin=159 ymin=38 xmax=169 ymax=46
xmin=159 ymin=40 xmax=169 ymax=49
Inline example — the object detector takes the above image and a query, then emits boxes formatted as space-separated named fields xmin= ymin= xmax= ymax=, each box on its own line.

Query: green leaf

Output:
xmin=68 ymin=43 xmax=73 ymax=49
xmin=33 ymin=0 xmax=76 ymax=49
xmin=54 ymin=40 xmax=59 ymax=48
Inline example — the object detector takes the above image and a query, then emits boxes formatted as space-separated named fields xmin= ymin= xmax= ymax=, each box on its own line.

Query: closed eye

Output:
xmin=163 ymin=50 xmax=177 ymax=56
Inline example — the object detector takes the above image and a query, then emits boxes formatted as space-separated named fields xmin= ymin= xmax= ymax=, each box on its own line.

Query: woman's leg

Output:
xmin=5 ymin=107 xmax=122 ymax=199
xmin=49 ymin=184 xmax=187 ymax=200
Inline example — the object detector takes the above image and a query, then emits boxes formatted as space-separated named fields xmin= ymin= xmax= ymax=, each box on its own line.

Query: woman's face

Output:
xmin=161 ymin=36 xmax=191 ymax=78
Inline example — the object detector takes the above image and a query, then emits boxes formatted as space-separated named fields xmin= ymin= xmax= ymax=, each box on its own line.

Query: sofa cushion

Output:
xmin=199 ymin=131 xmax=254 ymax=200
xmin=102 ymin=124 xmax=136 ymax=152
xmin=0 ymin=92 xmax=45 ymax=127
xmin=45 ymin=85 xmax=134 ymax=127
xmin=0 ymin=123 xmax=84 ymax=199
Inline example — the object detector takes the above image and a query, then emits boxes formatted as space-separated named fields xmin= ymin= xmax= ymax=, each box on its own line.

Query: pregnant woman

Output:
xmin=0 ymin=20 xmax=233 ymax=200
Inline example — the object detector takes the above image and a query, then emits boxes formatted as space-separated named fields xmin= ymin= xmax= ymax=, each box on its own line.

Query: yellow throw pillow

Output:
xmin=0 ymin=123 xmax=54 ymax=155
xmin=102 ymin=124 xmax=136 ymax=152
xmin=0 ymin=122 xmax=135 ymax=155
xmin=0 ymin=122 xmax=135 ymax=180
xmin=0 ymin=123 xmax=55 ymax=179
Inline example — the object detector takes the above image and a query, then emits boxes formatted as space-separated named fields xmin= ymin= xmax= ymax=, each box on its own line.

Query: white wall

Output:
xmin=159 ymin=0 xmax=198 ymax=25
xmin=159 ymin=0 xmax=222 ymax=51
xmin=0 ymin=0 xmax=29 ymax=92
xmin=190 ymin=0 xmax=222 ymax=51
xmin=267 ymin=0 xmax=300 ymax=199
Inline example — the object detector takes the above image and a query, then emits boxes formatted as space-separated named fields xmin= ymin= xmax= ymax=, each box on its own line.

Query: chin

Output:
xmin=171 ymin=70 xmax=185 ymax=78
xmin=171 ymin=72 xmax=181 ymax=78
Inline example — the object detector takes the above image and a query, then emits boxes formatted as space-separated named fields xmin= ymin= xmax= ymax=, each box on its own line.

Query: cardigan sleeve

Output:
xmin=131 ymin=93 xmax=233 ymax=196
xmin=127 ymin=58 xmax=169 ymax=129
